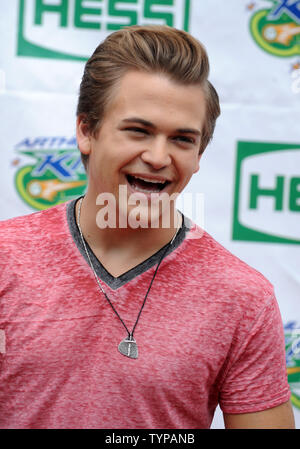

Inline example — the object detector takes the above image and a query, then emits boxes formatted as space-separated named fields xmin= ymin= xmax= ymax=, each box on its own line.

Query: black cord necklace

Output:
xmin=77 ymin=196 xmax=181 ymax=359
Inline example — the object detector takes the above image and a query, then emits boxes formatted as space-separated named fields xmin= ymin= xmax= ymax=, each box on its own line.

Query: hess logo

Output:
xmin=233 ymin=141 xmax=300 ymax=245
xmin=17 ymin=0 xmax=191 ymax=61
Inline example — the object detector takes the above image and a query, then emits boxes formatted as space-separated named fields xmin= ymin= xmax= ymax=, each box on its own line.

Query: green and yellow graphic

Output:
xmin=250 ymin=0 xmax=300 ymax=57
xmin=14 ymin=146 xmax=87 ymax=210
xmin=285 ymin=322 xmax=300 ymax=409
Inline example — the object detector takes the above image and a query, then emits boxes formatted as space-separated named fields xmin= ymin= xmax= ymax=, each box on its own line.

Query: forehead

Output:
xmin=103 ymin=70 xmax=206 ymax=131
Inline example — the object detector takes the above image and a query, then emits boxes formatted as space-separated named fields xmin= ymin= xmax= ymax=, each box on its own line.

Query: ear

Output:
xmin=76 ymin=115 xmax=92 ymax=156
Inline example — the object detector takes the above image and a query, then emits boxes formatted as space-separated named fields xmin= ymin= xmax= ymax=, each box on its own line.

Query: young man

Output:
xmin=0 ymin=26 xmax=295 ymax=429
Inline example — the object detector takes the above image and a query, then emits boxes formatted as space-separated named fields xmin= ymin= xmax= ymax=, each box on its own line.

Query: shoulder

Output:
xmin=0 ymin=201 xmax=67 ymax=232
xmin=0 ymin=201 xmax=69 ymax=254
xmin=180 ymin=219 xmax=274 ymax=309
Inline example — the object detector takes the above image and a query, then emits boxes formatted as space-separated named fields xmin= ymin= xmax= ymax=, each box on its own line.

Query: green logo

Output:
xmin=232 ymin=141 xmax=300 ymax=244
xmin=13 ymin=137 xmax=87 ymax=210
xmin=249 ymin=0 xmax=300 ymax=57
xmin=285 ymin=322 xmax=300 ymax=409
xmin=17 ymin=0 xmax=191 ymax=61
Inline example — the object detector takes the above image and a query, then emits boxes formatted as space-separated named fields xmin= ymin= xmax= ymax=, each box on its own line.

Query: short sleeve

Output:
xmin=219 ymin=293 xmax=290 ymax=414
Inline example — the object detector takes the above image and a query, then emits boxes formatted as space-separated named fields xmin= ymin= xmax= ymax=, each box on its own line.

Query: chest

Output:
xmin=0 ymin=282 xmax=236 ymax=428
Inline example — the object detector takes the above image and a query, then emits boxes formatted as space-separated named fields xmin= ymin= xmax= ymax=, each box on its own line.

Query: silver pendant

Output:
xmin=118 ymin=336 xmax=138 ymax=359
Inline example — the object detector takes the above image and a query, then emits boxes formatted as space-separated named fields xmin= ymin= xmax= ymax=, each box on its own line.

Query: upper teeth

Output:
xmin=132 ymin=175 xmax=166 ymax=184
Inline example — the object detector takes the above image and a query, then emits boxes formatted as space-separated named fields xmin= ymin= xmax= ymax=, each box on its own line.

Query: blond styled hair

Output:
xmin=77 ymin=25 xmax=220 ymax=168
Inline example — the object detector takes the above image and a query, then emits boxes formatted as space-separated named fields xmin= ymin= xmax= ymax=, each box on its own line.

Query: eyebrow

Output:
xmin=121 ymin=117 xmax=202 ymax=136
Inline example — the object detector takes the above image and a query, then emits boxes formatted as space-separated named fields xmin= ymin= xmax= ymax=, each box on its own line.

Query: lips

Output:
xmin=126 ymin=174 xmax=171 ymax=193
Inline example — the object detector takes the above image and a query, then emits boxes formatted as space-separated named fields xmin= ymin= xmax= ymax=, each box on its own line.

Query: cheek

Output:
xmin=177 ymin=155 xmax=199 ymax=179
xmin=89 ymin=140 xmax=140 ymax=183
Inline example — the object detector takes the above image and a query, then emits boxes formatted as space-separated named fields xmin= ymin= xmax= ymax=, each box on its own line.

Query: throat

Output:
xmin=91 ymin=244 xmax=155 ymax=278
xmin=84 ymin=226 xmax=181 ymax=278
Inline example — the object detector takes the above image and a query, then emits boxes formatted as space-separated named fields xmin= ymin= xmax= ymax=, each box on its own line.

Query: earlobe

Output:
xmin=193 ymin=152 xmax=202 ymax=173
xmin=194 ymin=163 xmax=200 ymax=174
xmin=76 ymin=116 xmax=91 ymax=155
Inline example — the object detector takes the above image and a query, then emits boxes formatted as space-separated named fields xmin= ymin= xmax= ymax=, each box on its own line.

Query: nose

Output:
xmin=140 ymin=136 xmax=172 ymax=170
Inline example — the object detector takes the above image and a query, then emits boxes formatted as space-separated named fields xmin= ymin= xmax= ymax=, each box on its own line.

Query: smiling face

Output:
xmin=77 ymin=70 xmax=207 ymax=227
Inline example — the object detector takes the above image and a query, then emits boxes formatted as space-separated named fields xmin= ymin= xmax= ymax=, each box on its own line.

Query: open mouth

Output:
xmin=126 ymin=174 xmax=171 ymax=194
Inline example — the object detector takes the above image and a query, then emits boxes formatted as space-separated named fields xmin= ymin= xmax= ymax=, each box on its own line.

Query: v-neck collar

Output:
xmin=66 ymin=197 xmax=191 ymax=290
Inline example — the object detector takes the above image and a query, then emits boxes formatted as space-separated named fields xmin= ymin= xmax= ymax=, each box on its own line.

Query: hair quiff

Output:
xmin=77 ymin=25 xmax=220 ymax=169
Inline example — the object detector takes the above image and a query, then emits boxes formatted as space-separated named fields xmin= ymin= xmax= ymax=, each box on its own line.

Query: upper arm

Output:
xmin=223 ymin=400 xmax=295 ymax=429
xmin=219 ymin=294 xmax=291 ymax=421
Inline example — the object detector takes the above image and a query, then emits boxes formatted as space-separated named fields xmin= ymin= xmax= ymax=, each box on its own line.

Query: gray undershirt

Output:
xmin=66 ymin=197 xmax=191 ymax=290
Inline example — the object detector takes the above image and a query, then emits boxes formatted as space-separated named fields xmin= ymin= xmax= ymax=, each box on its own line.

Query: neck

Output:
xmin=76 ymin=192 xmax=182 ymax=257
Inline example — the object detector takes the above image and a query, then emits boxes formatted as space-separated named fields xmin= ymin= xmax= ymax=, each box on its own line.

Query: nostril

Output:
xmin=140 ymin=145 xmax=172 ymax=168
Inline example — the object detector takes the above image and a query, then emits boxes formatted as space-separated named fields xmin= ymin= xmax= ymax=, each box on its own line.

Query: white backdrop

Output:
xmin=0 ymin=0 xmax=300 ymax=428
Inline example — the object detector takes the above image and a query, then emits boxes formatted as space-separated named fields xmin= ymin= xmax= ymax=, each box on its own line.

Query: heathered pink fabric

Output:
xmin=0 ymin=202 xmax=290 ymax=429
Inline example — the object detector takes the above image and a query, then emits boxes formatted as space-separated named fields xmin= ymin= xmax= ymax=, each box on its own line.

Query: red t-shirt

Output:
xmin=0 ymin=200 xmax=290 ymax=428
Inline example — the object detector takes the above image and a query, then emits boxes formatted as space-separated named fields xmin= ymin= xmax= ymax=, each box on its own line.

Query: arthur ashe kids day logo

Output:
xmin=13 ymin=136 xmax=87 ymax=210
xmin=232 ymin=141 xmax=300 ymax=245
xmin=285 ymin=322 xmax=300 ymax=409
xmin=249 ymin=0 xmax=300 ymax=57
xmin=17 ymin=0 xmax=191 ymax=61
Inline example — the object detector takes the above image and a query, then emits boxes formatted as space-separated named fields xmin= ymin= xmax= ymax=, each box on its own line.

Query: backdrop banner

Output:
xmin=0 ymin=0 xmax=299 ymax=428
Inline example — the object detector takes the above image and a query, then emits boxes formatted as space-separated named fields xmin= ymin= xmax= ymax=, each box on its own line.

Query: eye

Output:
xmin=124 ymin=127 xmax=149 ymax=135
xmin=173 ymin=135 xmax=196 ymax=145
